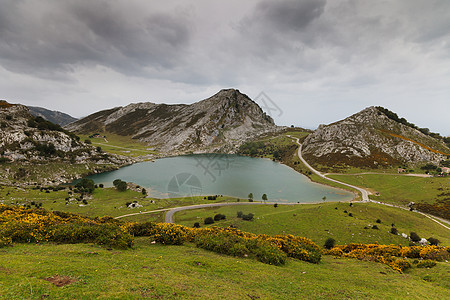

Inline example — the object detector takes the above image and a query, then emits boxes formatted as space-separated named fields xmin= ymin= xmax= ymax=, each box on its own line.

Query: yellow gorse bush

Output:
xmin=327 ymin=243 xmax=450 ymax=273
xmin=0 ymin=205 xmax=132 ymax=248
xmin=126 ymin=222 xmax=322 ymax=264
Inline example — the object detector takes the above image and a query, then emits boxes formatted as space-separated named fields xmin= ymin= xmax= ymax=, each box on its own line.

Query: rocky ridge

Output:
xmin=302 ymin=106 xmax=449 ymax=169
xmin=66 ymin=89 xmax=283 ymax=154
xmin=0 ymin=101 xmax=130 ymax=184
xmin=28 ymin=106 xmax=78 ymax=126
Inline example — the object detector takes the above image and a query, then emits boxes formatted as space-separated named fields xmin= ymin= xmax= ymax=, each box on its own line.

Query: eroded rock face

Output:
xmin=0 ymin=101 xmax=128 ymax=165
xmin=66 ymin=89 xmax=283 ymax=154
xmin=302 ymin=106 xmax=448 ymax=168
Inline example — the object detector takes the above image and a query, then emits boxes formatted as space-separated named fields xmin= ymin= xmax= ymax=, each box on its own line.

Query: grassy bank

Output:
xmin=80 ymin=133 xmax=158 ymax=158
xmin=0 ymin=186 xmax=240 ymax=223
xmin=0 ymin=238 xmax=448 ymax=299
xmin=174 ymin=202 xmax=450 ymax=246
xmin=328 ymin=174 xmax=449 ymax=206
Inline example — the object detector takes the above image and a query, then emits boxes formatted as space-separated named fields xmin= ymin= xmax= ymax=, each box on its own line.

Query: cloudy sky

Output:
xmin=1 ymin=0 xmax=449 ymax=135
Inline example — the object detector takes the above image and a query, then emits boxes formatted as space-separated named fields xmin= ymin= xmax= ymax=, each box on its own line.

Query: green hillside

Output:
xmin=1 ymin=238 xmax=448 ymax=299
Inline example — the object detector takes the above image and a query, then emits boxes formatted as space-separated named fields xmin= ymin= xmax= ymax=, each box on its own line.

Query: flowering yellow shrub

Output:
xmin=326 ymin=243 xmax=449 ymax=273
xmin=126 ymin=222 xmax=322 ymax=264
xmin=0 ymin=205 xmax=132 ymax=249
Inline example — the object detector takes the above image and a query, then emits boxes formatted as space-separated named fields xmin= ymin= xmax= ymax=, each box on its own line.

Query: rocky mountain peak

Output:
xmin=66 ymin=89 xmax=282 ymax=154
xmin=302 ymin=106 xmax=449 ymax=169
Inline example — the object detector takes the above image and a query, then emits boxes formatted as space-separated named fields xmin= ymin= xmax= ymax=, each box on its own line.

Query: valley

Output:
xmin=0 ymin=94 xmax=449 ymax=299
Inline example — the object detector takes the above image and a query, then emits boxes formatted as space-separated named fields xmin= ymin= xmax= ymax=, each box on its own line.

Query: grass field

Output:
xmin=174 ymin=202 xmax=450 ymax=247
xmin=0 ymin=238 xmax=448 ymax=299
xmin=0 ymin=186 xmax=240 ymax=223
xmin=80 ymin=133 xmax=158 ymax=158
xmin=328 ymin=174 xmax=450 ymax=206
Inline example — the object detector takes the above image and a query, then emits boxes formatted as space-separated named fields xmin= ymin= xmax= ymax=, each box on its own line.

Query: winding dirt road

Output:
xmin=288 ymin=136 xmax=370 ymax=201
xmin=114 ymin=137 xmax=448 ymax=230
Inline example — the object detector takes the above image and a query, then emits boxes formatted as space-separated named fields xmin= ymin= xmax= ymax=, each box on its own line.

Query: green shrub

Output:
xmin=390 ymin=227 xmax=398 ymax=235
xmin=324 ymin=238 xmax=336 ymax=249
xmin=237 ymin=211 xmax=243 ymax=218
xmin=75 ymin=178 xmax=95 ymax=194
xmin=410 ymin=232 xmax=421 ymax=242
xmin=204 ymin=217 xmax=214 ymax=224
xmin=416 ymin=260 xmax=437 ymax=268
xmin=51 ymin=223 xmax=133 ymax=249
xmin=242 ymin=213 xmax=254 ymax=221
xmin=214 ymin=214 xmax=226 ymax=221
xmin=428 ymin=237 xmax=440 ymax=246
xmin=193 ymin=222 xmax=200 ymax=228
xmin=0 ymin=157 xmax=10 ymax=163
xmin=195 ymin=233 xmax=286 ymax=266
xmin=127 ymin=222 xmax=158 ymax=236
xmin=113 ymin=179 xmax=127 ymax=192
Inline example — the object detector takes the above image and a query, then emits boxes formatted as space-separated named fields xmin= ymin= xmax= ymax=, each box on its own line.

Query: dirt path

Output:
xmin=287 ymin=136 xmax=370 ymax=201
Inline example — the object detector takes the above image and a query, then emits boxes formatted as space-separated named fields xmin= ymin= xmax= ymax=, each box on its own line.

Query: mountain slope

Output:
xmin=66 ymin=89 xmax=282 ymax=154
xmin=0 ymin=101 xmax=129 ymax=184
xmin=28 ymin=106 xmax=78 ymax=126
xmin=302 ymin=106 xmax=449 ymax=169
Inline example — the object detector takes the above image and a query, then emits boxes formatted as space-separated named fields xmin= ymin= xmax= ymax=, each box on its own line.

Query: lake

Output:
xmin=86 ymin=154 xmax=354 ymax=203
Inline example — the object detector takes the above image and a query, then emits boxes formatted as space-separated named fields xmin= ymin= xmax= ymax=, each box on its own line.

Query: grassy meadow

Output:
xmin=328 ymin=174 xmax=449 ymax=206
xmin=0 ymin=238 xmax=448 ymax=299
xmin=79 ymin=133 xmax=158 ymax=158
xmin=174 ymin=202 xmax=450 ymax=247
xmin=0 ymin=185 xmax=240 ymax=223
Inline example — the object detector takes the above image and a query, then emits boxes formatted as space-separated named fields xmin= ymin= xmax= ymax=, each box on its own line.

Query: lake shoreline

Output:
xmin=84 ymin=154 xmax=354 ymax=203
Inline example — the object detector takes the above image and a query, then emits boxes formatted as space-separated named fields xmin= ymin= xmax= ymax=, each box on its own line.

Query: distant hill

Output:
xmin=302 ymin=106 xmax=450 ymax=169
xmin=65 ymin=89 xmax=282 ymax=154
xmin=28 ymin=106 xmax=78 ymax=126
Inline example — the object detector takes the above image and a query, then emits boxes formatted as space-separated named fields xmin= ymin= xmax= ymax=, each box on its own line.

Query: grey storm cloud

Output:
xmin=0 ymin=0 xmax=449 ymax=135
xmin=252 ymin=0 xmax=326 ymax=32
xmin=0 ymin=0 xmax=191 ymax=78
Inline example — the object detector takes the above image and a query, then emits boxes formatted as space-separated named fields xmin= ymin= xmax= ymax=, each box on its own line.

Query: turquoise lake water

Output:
xmin=86 ymin=154 xmax=354 ymax=203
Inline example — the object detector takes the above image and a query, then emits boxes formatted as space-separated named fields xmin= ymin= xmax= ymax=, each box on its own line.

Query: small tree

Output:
xmin=390 ymin=227 xmax=398 ymax=235
xmin=376 ymin=219 xmax=381 ymax=223
xmin=237 ymin=211 xmax=243 ymax=218
xmin=322 ymin=196 xmax=327 ymax=202
xmin=193 ymin=222 xmax=200 ymax=228
xmin=75 ymin=178 xmax=95 ymax=194
xmin=262 ymin=194 xmax=267 ymax=203
xmin=142 ymin=188 xmax=147 ymax=196
xmin=113 ymin=179 xmax=128 ymax=192
xmin=324 ymin=238 xmax=336 ymax=249
xmin=248 ymin=193 xmax=253 ymax=201
xmin=116 ymin=181 xmax=127 ymax=192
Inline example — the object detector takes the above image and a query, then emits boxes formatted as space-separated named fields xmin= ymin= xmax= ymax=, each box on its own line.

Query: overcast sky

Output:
xmin=1 ymin=0 xmax=449 ymax=135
